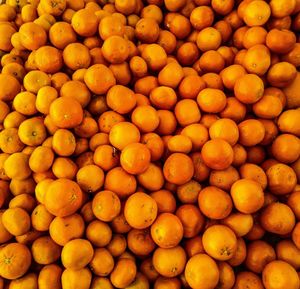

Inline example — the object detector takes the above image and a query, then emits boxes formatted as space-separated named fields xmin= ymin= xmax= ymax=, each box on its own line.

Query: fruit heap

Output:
xmin=0 ymin=0 xmax=299 ymax=288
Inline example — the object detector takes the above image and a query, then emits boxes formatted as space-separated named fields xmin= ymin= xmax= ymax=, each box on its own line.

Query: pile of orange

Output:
xmin=0 ymin=0 xmax=299 ymax=288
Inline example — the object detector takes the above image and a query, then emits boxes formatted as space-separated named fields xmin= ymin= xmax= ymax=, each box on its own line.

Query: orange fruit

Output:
xmin=231 ymin=179 xmax=264 ymax=214
xmin=92 ymin=190 xmax=121 ymax=222
xmin=245 ymin=240 xmax=276 ymax=273
xmin=185 ymin=253 xmax=219 ymax=289
xmin=49 ymin=97 xmax=83 ymax=129
xmin=234 ymin=74 xmax=264 ymax=104
xmin=163 ymin=153 xmax=194 ymax=185
xmin=124 ymin=192 xmax=158 ymax=229
xmin=243 ymin=0 xmax=271 ymax=26
xmin=120 ymin=143 xmax=151 ymax=175
xmin=0 ymin=243 xmax=31 ymax=280
xmin=197 ymin=88 xmax=226 ymax=113
xmin=151 ymin=213 xmax=183 ymax=248
xmin=106 ymin=85 xmax=136 ymax=114
xmin=201 ymin=139 xmax=234 ymax=170
xmin=202 ymin=225 xmax=237 ymax=261
xmin=102 ymin=36 xmax=129 ymax=64
xmin=152 ymin=246 xmax=187 ymax=278
xmin=44 ymin=179 xmax=83 ymax=217
xmin=262 ymin=260 xmax=300 ymax=289
xmin=71 ymin=8 xmax=98 ymax=37
xmin=198 ymin=186 xmax=233 ymax=220
xmin=84 ymin=64 xmax=116 ymax=95
xmin=261 ymin=202 xmax=296 ymax=235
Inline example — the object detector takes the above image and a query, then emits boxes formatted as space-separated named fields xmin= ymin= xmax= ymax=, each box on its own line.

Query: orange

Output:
xmin=19 ymin=22 xmax=47 ymax=50
xmin=276 ymin=240 xmax=300 ymax=271
xmin=124 ymin=192 xmax=158 ymax=229
xmin=220 ymin=64 xmax=247 ymax=91
xmin=168 ymin=13 xmax=192 ymax=39
xmin=49 ymin=22 xmax=77 ymax=49
xmin=231 ymin=179 xmax=264 ymax=214
xmin=141 ymin=133 xmax=164 ymax=161
xmin=110 ymin=258 xmax=137 ymax=288
xmin=198 ymin=186 xmax=233 ymax=220
xmin=2 ymin=207 xmax=30 ymax=236
xmin=176 ymin=204 xmax=205 ymax=238
xmin=109 ymin=122 xmax=140 ymax=150
xmin=222 ymin=213 xmax=254 ymax=237
xmin=0 ymin=243 xmax=31 ymax=280
xmin=131 ymin=105 xmax=160 ymax=133
xmin=243 ymin=44 xmax=271 ymax=76
xmin=234 ymin=271 xmax=264 ymax=289
xmin=120 ymin=143 xmax=151 ymax=175
xmin=177 ymin=42 xmax=199 ymax=66
xmin=153 ymin=246 xmax=186 ymax=278
xmin=135 ymin=18 xmax=160 ymax=43
xmin=266 ymin=29 xmax=296 ymax=54
xmin=63 ymin=43 xmax=91 ymax=70
xmin=127 ymin=229 xmax=156 ymax=256
xmin=243 ymin=0 xmax=271 ymax=26
xmin=0 ymin=74 xmax=21 ymax=102
xmin=238 ymin=119 xmax=265 ymax=146
xmin=31 ymin=236 xmax=61 ymax=265
xmin=105 ymin=166 xmax=137 ymax=198
xmin=245 ymin=240 xmax=276 ymax=273
xmin=71 ymin=8 xmax=98 ymax=37
xmin=4 ymin=152 xmax=31 ymax=180
xmin=158 ymin=62 xmax=184 ymax=88
xmin=49 ymin=214 xmax=85 ymax=246
xmin=151 ymin=213 xmax=183 ymax=248
xmin=209 ymin=118 xmax=239 ymax=146
xmin=106 ymin=85 xmax=136 ymax=114
xmin=150 ymin=87 xmax=177 ymax=110
xmin=197 ymin=88 xmax=226 ymax=113
xmin=271 ymin=134 xmax=300 ymax=163
xmin=102 ymin=36 xmax=128 ymax=64
xmin=174 ymin=99 xmax=201 ymax=127
xmin=61 ymin=239 xmax=93 ymax=270
xmin=199 ymin=50 xmax=225 ymax=73
xmin=150 ymin=189 xmax=176 ymax=213
xmin=203 ymin=225 xmax=237 ymax=261
xmin=178 ymin=75 xmax=206 ymax=99
xmin=99 ymin=15 xmax=125 ymax=40
xmin=38 ymin=264 xmax=62 ymax=289
xmin=167 ymin=135 xmax=192 ymax=154
xmin=197 ymin=27 xmax=222 ymax=52
xmin=209 ymin=166 xmax=240 ymax=191
xmin=76 ymin=165 xmax=104 ymax=193
xmin=261 ymin=202 xmax=295 ymax=235
xmin=44 ymin=179 xmax=83 ymax=217
xmin=92 ymin=190 xmax=121 ymax=222
xmin=234 ymin=74 xmax=264 ymax=104
xmin=89 ymin=248 xmax=114 ymax=277
xmin=185 ymin=253 xmax=219 ymax=289
xmin=84 ymin=64 xmax=116 ymax=95
xmin=163 ymin=153 xmax=194 ymax=185
xmin=40 ymin=0 xmax=67 ymax=16
xmin=49 ymin=97 xmax=83 ymax=129
xmin=239 ymin=163 xmax=267 ymax=189
xmin=61 ymin=268 xmax=92 ymax=289
xmin=266 ymin=163 xmax=297 ymax=195
xmin=202 ymin=139 xmax=234 ymax=170
xmin=263 ymin=260 xmax=300 ymax=289
xmin=35 ymin=46 xmax=63 ymax=74
xmin=267 ymin=61 xmax=297 ymax=88
xmin=253 ymin=92 xmax=283 ymax=119
xmin=141 ymin=44 xmax=167 ymax=71
xmin=190 ymin=6 xmax=214 ymax=30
